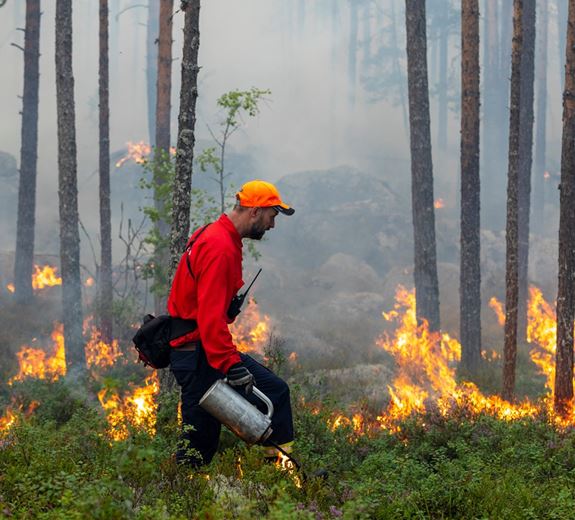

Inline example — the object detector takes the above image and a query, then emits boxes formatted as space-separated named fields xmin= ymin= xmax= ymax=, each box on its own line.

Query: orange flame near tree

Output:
xmin=376 ymin=286 xmax=538 ymax=431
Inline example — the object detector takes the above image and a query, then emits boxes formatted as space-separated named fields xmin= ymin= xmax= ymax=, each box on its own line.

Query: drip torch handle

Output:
xmin=223 ymin=378 xmax=274 ymax=419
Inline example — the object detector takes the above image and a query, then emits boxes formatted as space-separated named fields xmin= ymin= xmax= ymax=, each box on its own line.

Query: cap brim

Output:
xmin=275 ymin=205 xmax=295 ymax=216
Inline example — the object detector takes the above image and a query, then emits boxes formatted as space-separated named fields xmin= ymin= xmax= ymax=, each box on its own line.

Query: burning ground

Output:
xmin=2 ymin=276 xmax=575 ymax=517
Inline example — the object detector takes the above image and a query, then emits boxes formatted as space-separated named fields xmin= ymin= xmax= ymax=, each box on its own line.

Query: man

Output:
xmin=167 ymin=179 xmax=295 ymax=466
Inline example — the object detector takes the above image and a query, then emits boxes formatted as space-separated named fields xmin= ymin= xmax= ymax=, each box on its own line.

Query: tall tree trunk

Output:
xmin=460 ymin=0 xmax=481 ymax=375
xmin=391 ymin=0 xmax=409 ymax=138
xmin=557 ymin=0 xmax=568 ymax=88
xmin=503 ymin=0 xmax=524 ymax=402
xmin=484 ymin=0 xmax=513 ymax=232
xmin=99 ymin=0 xmax=113 ymax=343
xmin=437 ymin=0 xmax=448 ymax=152
xmin=482 ymin=0 xmax=500 ymax=230
xmin=533 ymin=2 xmax=548 ymax=235
xmin=405 ymin=0 xmax=441 ymax=332
xmin=348 ymin=1 xmax=358 ymax=107
xmin=517 ymin=0 xmax=536 ymax=343
xmin=153 ymin=0 xmax=173 ymax=314
xmin=147 ymin=0 xmax=160 ymax=145
xmin=554 ymin=0 xmax=575 ymax=418
xmin=170 ymin=0 xmax=200 ymax=275
xmin=55 ymin=0 xmax=85 ymax=375
xmin=14 ymin=0 xmax=41 ymax=304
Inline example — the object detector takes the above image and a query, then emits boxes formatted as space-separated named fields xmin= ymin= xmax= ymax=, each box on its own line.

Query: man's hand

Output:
xmin=227 ymin=363 xmax=254 ymax=394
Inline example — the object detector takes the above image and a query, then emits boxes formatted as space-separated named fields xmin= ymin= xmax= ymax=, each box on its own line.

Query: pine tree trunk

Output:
xmin=405 ymin=0 xmax=441 ymax=332
xmin=437 ymin=0 xmax=448 ymax=152
xmin=147 ymin=0 xmax=160 ymax=145
xmin=170 ymin=0 xmax=200 ymax=275
xmin=516 ymin=0 xmax=536 ymax=344
xmin=558 ymin=0 xmax=568 ymax=88
xmin=554 ymin=0 xmax=575 ymax=418
xmin=14 ymin=0 xmax=41 ymax=304
xmin=503 ymin=0 xmax=524 ymax=402
xmin=99 ymin=0 xmax=113 ymax=343
xmin=348 ymin=2 xmax=358 ymax=107
xmin=482 ymin=0 xmax=501 ymax=230
xmin=153 ymin=0 xmax=173 ymax=314
xmin=55 ymin=0 xmax=85 ymax=375
xmin=460 ymin=0 xmax=481 ymax=375
xmin=533 ymin=1 xmax=548 ymax=235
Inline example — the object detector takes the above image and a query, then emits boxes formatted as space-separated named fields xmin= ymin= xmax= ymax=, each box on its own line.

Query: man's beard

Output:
xmin=247 ymin=222 xmax=266 ymax=240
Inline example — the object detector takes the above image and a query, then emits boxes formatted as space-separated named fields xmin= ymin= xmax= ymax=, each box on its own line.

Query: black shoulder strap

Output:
xmin=185 ymin=224 xmax=211 ymax=279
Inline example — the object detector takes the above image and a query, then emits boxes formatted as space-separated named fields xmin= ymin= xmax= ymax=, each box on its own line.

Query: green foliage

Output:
xmin=138 ymin=150 xmax=219 ymax=298
xmin=4 ymin=377 xmax=575 ymax=518
xmin=196 ymin=87 xmax=271 ymax=214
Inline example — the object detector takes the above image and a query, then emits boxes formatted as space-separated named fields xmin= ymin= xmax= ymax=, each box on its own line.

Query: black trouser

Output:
xmin=170 ymin=346 xmax=294 ymax=466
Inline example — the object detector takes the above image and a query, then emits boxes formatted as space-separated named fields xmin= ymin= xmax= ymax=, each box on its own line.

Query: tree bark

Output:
xmin=153 ymin=0 xmax=173 ymax=314
xmin=14 ymin=0 xmax=41 ymax=304
xmin=56 ymin=0 xmax=85 ymax=375
xmin=460 ymin=0 xmax=481 ymax=375
xmin=147 ymin=0 xmax=160 ymax=145
xmin=554 ymin=0 xmax=575 ymax=418
xmin=437 ymin=0 xmax=448 ymax=152
xmin=99 ymin=0 xmax=113 ymax=343
xmin=503 ymin=0 xmax=524 ymax=402
xmin=169 ymin=0 xmax=200 ymax=276
xmin=533 ymin=1 xmax=548 ymax=235
xmin=405 ymin=0 xmax=441 ymax=332
xmin=517 ymin=0 xmax=536 ymax=344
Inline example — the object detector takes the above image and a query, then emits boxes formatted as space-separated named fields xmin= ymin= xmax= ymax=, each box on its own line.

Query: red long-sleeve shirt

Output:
xmin=167 ymin=214 xmax=244 ymax=373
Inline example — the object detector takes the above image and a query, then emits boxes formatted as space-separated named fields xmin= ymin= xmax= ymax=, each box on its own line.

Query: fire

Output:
xmin=276 ymin=452 xmax=302 ymax=488
xmin=526 ymin=287 xmax=557 ymax=392
xmin=6 ymin=283 xmax=14 ymax=293
xmin=544 ymin=171 xmax=550 ymax=179
xmin=97 ymin=373 xmax=159 ymax=441
xmin=376 ymin=286 xmax=538 ymax=431
xmin=434 ymin=198 xmax=445 ymax=209
xmin=84 ymin=317 xmax=123 ymax=369
xmin=230 ymin=298 xmax=271 ymax=355
xmin=489 ymin=296 xmax=506 ymax=326
xmin=85 ymin=276 xmax=95 ymax=287
xmin=115 ymin=141 xmax=151 ymax=167
xmin=32 ymin=264 xmax=62 ymax=289
xmin=9 ymin=323 xmax=66 ymax=385
xmin=115 ymin=141 xmax=176 ymax=168
xmin=0 ymin=407 xmax=16 ymax=435
xmin=9 ymin=317 xmax=123 ymax=384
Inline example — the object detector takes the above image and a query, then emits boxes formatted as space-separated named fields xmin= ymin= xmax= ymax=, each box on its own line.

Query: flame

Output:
xmin=276 ymin=452 xmax=302 ymax=488
xmin=115 ymin=141 xmax=176 ymax=168
xmin=434 ymin=198 xmax=445 ymax=209
xmin=9 ymin=323 xmax=66 ymax=385
xmin=6 ymin=283 xmax=14 ymax=293
xmin=84 ymin=317 xmax=123 ymax=369
xmin=489 ymin=296 xmax=506 ymax=326
xmin=85 ymin=277 xmax=95 ymax=287
xmin=0 ymin=407 xmax=16 ymax=435
xmin=32 ymin=264 xmax=62 ymax=289
xmin=376 ymin=286 xmax=538 ymax=431
xmin=544 ymin=171 xmax=550 ymax=179
xmin=230 ymin=298 xmax=271 ymax=355
xmin=97 ymin=373 xmax=159 ymax=441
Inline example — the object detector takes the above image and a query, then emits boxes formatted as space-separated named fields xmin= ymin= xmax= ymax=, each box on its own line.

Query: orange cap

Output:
xmin=236 ymin=180 xmax=295 ymax=215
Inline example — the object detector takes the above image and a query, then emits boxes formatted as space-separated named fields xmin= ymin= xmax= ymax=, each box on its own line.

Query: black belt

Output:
xmin=178 ymin=341 xmax=201 ymax=352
